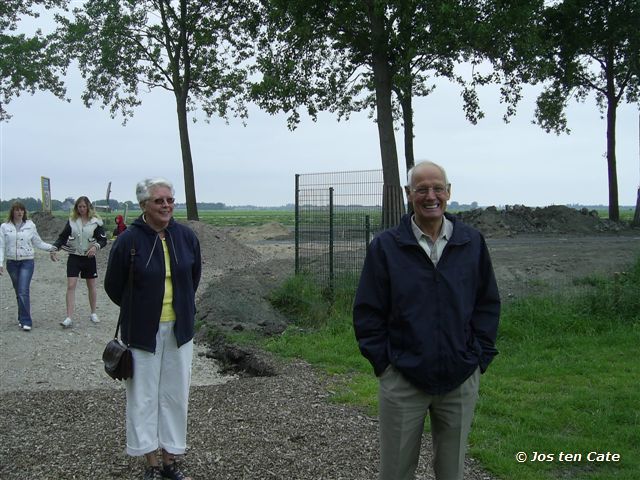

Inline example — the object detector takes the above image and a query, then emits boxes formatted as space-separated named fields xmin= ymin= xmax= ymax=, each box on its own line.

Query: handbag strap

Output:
xmin=114 ymin=239 xmax=135 ymax=345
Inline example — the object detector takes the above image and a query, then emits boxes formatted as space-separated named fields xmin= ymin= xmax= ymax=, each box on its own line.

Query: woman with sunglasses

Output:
xmin=105 ymin=178 xmax=201 ymax=480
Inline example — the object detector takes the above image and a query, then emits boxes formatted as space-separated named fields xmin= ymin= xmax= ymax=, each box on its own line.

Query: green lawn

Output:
xmin=31 ymin=209 xmax=295 ymax=232
xmin=230 ymin=257 xmax=640 ymax=480
xmin=174 ymin=209 xmax=294 ymax=226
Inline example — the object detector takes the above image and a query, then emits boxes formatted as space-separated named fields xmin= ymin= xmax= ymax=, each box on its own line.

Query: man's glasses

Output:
xmin=151 ymin=197 xmax=175 ymax=205
xmin=411 ymin=186 xmax=447 ymax=196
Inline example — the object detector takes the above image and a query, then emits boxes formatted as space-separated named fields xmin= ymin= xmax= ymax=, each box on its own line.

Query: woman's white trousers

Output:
xmin=125 ymin=322 xmax=193 ymax=456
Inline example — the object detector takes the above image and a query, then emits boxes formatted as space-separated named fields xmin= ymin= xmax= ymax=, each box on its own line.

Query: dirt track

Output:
xmin=486 ymin=233 xmax=640 ymax=299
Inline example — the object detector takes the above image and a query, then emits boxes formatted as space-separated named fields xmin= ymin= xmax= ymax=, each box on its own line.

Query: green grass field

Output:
xmin=593 ymin=207 xmax=635 ymax=222
xmin=32 ymin=209 xmax=295 ymax=231
xmin=231 ymin=256 xmax=640 ymax=480
xmin=173 ymin=209 xmax=295 ymax=226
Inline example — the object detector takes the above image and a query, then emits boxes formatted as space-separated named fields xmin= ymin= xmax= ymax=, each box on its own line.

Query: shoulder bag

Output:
xmin=102 ymin=243 xmax=135 ymax=380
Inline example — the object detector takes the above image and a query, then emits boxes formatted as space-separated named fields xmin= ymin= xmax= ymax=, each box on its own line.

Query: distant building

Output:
xmin=61 ymin=199 xmax=75 ymax=211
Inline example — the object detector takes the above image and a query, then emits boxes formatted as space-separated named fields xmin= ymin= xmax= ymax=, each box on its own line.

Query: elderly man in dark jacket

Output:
xmin=353 ymin=160 xmax=500 ymax=480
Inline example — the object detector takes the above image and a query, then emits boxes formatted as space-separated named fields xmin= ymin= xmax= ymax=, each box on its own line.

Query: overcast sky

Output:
xmin=1 ymin=9 xmax=639 ymax=208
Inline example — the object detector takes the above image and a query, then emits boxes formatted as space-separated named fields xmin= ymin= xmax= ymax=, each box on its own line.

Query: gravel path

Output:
xmin=0 ymin=223 xmax=498 ymax=480
xmin=0 ymin=360 xmax=496 ymax=480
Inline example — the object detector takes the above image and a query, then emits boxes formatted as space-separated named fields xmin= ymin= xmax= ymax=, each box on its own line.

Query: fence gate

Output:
xmin=295 ymin=169 xmax=386 ymax=291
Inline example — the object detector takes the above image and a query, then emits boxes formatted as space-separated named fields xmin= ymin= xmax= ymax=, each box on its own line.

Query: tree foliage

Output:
xmin=534 ymin=0 xmax=639 ymax=134
xmin=254 ymin=0 xmax=482 ymax=226
xmin=0 ymin=0 xmax=70 ymax=121
xmin=483 ymin=0 xmax=640 ymax=221
xmin=57 ymin=0 xmax=259 ymax=220
xmin=537 ymin=0 xmax=639 ymax=222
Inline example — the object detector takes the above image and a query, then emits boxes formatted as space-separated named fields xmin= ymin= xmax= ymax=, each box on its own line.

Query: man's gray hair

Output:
xmin=406 ymin=160 xmax=449 ymax=187
xmin=136 ymin=177 xmax=175 ymax=204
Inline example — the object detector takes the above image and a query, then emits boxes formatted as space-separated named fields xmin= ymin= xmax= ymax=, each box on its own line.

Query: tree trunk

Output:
xmin=175 ymin=90 xmax=199 ymax=221
xmin=367 ymin=1 xmax=405 ymax=228
xmin=398 ymin=92 xmax=415 ymax=214
xmin=401 ymin=93 xmax=415 ymax=175
xmin=605 ymin=54 xmax=619 ymax=222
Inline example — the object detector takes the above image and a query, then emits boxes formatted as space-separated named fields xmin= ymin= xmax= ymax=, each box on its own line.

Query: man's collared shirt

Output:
xmin=411 ymin=215 xmax=453 ymax=266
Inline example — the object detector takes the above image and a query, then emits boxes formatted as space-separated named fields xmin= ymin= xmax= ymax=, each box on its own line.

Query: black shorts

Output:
xmin=66 ymin=254 xmax=98 ymax=279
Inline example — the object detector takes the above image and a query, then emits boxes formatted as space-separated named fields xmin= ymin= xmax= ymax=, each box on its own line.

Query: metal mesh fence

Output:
xmin=295 ymin=170 xmax=386 ymax=290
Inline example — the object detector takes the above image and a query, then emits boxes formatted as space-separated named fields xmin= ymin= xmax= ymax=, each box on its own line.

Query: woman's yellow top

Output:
xmin=159 ymin=238 xmax=176 ymax=322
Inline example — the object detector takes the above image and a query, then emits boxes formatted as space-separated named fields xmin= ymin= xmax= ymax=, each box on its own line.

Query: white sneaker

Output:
xmin=22 ymin=325 xmax=32 ymax=331
xmin=60 ymin=317 xmax=73 ymax=328
xmin=89 ymin=313 xmax=100 ymax=323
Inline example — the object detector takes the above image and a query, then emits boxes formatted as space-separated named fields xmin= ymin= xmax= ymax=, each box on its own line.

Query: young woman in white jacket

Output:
xmin=51 ymin=196 xmax=107 ymax=328
xmin=0 ymin=201 xmax=55 ymax=331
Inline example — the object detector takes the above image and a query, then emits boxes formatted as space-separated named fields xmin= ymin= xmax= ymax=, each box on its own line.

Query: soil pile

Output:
xmin=30 ymin=211 xmax=67 ymax=240
xmin=226 ymin=222 xmax=293 ymax=242
xmin=196 ymin=257 xmax=292 ymax=336
xmin=181 ymin=220 xmax=263 ymax=277
xmin=456 ymin=205 xmax=627 ymax=237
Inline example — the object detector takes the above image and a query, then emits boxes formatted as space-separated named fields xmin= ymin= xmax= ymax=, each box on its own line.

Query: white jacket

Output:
xmin=53 ymin=217 xmax=107 ymax=255
xmin=0 ymin=220 xmax=53 ymax=264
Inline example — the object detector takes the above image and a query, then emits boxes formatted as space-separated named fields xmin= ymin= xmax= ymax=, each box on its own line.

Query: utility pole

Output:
xmin=105 ymin=181 xmax=112 ymax=213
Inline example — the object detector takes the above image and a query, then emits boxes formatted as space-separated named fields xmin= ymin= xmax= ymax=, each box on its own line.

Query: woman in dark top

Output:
xmin=105 ymin=178 xmax=201 ymax=480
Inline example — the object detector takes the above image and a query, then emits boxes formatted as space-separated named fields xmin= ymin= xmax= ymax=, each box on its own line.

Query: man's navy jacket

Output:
xmin=353 ymin=213 xmax=500 ymax=395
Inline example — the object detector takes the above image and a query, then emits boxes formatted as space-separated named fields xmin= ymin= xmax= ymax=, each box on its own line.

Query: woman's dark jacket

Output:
xmin=353 ymin=213 xmax=500 ymax=395
xmin=104 ymin=216 xmax=201 ymax=353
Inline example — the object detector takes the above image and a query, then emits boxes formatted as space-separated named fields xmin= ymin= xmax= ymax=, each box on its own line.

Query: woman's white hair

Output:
xmin=136 ymin=177 xmax=175 ymax=204
xmin=406 ymin=160 xmax=449 ymax=187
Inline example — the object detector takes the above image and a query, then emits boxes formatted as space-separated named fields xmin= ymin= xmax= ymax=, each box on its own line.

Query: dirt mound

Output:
xmin=456 ymin=205 xmax=628 ymax=237
xmin=181 ymin=220 xmax=263 ymax=277
xmin=196 ymin=258 xmax=292 ymax=336
xmin=30 ymin=211 xmax=67 ymax=241
xmin=226 ymin=222 xmax=293 ymax=242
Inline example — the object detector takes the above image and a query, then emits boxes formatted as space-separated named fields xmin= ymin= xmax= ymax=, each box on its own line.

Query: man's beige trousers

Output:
xmin=378 ymin=366 xmax=480 ymax=480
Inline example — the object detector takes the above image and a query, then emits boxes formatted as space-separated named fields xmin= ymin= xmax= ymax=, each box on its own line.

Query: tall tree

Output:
xmin=536 ymin=0 xmax=640 ymax=222
xmin=1 ymin=0 xmax=70 ymax=121
xmin=58 ymin=0 xmax=258 ymax=220
xmin=485 ymin=0 xmax=639 ymax=222
xmin=254 ymin=0 xmax=480 ymax=227
xmin=388 ymin=1 xmax=480 ymax=172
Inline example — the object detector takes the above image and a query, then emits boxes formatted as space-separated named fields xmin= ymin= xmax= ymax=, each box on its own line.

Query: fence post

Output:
xmin=295 ymin=174 xmax=300 ymax=274
xmin=329 ymin=187 xmax=334 ymax=293
xmin=365 ymin=214 xmax=371 ymax=247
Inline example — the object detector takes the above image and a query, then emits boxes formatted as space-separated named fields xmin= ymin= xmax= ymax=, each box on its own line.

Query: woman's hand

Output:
xmin=87 ymin=245 xmax=97 ymax=257
xmin=50 ymin=248 xmax=58 ymax=262
xmin=0 ymin=266 xmax=4 ymax=275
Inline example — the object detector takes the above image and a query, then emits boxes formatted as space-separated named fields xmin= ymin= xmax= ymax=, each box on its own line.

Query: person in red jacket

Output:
xmin=353 ymin=160 xmax=500 ymax=480
xmin=113 ymin=214 xmax=127 ymax=237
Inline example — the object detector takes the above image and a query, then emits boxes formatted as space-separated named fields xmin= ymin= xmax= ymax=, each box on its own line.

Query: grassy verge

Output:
xmin=236 ymin=258 xmax=640 ymax=480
